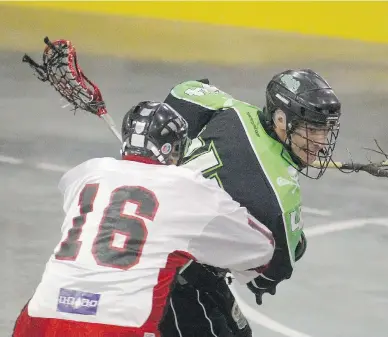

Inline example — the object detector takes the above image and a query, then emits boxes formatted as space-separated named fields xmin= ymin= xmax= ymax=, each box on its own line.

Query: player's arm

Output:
xmin=188 ymin=205 xmax=275 ymax=282
xmin=246 ymin=212 xmax=306 ymax=305
xmin=164 ymin=79 xmax=219 ymax=139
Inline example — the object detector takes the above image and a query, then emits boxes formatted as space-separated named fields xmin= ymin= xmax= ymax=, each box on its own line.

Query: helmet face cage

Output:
xmin=121 ymin=101 xmax=188 ymax=165
xmin=286 ymin=118 xmax=340 ymax=179
xmin=265 ymin=69 xmax=341 ymax=179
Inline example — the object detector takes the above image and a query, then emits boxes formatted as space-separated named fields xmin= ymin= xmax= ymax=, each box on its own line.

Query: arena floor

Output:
xmin=1 ymin=20 xmax=388 ymax=337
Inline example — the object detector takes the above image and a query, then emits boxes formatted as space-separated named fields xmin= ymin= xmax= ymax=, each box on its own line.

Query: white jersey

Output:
xmin=28 ymin=157 xmax=274 ymax=330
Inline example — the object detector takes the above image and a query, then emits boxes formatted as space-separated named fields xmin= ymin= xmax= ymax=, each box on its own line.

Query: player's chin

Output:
xmin=297 ymin=149 xmax=317 ymax=166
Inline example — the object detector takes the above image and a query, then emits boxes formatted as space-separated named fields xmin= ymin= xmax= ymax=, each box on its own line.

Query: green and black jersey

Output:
xmin=165 ymin=80 xmax=304 ymax=281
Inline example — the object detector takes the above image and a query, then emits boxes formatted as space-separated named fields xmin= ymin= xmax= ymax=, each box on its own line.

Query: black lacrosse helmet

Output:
xmin=262 ymin=69 xmax=341 ymax=179
xmin=121 ymin=101 xmax=188 ymax=165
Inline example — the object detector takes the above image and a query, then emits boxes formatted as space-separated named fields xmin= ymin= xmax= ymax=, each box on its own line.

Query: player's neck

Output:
xmin=122 ymin=155 xmax=162 ymax=165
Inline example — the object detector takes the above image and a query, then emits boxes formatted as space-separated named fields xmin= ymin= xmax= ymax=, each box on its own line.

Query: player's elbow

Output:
xmin=255 ymin=228 xmax=275 ymax=266
xmin=246 ymin=216 xmax=275 ymax=265
xmin=247 ymin=242 xmax=274 ymax=274
xmin=263 ymin=239 xmax=275 ymax=265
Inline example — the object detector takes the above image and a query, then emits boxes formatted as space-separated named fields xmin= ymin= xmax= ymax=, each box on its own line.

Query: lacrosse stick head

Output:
xmin=23 ymin=37 xmax=106 ymax=116
xmin=313 ymin=139 xmax=388 ymax=178
xmin=356 ymin=140 xmax=388 ymax=177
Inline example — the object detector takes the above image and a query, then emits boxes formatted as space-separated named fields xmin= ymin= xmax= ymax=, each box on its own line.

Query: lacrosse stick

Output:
xmin=312 ymin=140 xmax=388 ymax=177
xmin=22 ymin=36 xmax=122 ymax=142
xmin=23 ymin=38 xmax=388 ymax=178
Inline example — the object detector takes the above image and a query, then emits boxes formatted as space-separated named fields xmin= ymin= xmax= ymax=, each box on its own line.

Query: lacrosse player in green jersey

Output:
xmin=159 ymin=69 xmax=341 ymax=337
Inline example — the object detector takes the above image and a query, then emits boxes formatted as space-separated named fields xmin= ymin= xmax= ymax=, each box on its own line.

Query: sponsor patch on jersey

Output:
xmin=57 ymin=288 xmax=100 ymax=315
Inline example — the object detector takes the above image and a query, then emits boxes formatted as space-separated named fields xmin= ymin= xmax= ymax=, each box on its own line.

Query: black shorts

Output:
xmin=159 ymin=264 xmax=252 ymax=337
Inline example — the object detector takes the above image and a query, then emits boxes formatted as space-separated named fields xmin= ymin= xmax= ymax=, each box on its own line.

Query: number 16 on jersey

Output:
xmin=55 ymin=184 xmax=159 ymax=270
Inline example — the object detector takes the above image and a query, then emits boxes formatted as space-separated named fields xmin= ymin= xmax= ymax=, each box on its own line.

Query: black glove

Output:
xmin=247 ymin=232 xmax=307 ymax=305
xmin=247 ymin=273 xmax=279 ymax=305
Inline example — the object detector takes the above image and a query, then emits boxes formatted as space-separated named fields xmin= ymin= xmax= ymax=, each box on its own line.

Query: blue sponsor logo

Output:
xmin=57 ymin=288 xmax=100 ymax=315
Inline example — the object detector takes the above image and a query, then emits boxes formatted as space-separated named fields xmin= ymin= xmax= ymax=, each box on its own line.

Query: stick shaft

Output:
xmin=101 ymin=113 xmax=122 ymax=143
xmin=312 ymin=160 xmax=388 ymax=169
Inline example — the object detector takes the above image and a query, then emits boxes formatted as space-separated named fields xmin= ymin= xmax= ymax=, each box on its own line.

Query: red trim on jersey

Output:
xmin=247 ymin=264 xmax=270 ymax=274
xmin=248 ymin=218 xmax=275 ymax=246
xmin=13 ymin=251 xmax=197 ymax=337
xmin=122 ymin=155 xmax=162 ymax=165
xmin=246 ymin=218 xmax=274 ymax=274
xmin=142 ymin=250 xmax=196 ymax=333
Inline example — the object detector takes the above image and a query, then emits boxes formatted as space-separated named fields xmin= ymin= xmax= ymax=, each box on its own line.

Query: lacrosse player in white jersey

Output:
xmin=13 ymin=101 xmax=274 ymax=337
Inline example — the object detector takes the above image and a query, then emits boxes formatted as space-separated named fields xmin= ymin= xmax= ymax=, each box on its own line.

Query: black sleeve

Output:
xmin=164 ymin=79 xmax=218 ymax=139
xmin=261 ymin=215 xmax=294 ymax=282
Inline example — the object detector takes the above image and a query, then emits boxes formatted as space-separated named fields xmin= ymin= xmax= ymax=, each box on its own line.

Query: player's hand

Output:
xmin=248 ymin=234 xmax=306 ymax=305
xmin=252 ymin=287 xmax=277 ymax=305
xmin=246 ymin=274 xmax=278 ymax=305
